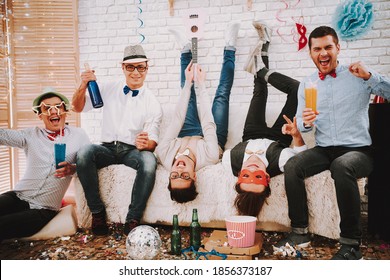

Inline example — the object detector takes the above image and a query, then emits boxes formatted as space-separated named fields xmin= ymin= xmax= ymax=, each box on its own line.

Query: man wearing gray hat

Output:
xmin=72 ymin=44 xmax=162 ymax=235
xmin=0 ymin=88 xmax=90 ymax=241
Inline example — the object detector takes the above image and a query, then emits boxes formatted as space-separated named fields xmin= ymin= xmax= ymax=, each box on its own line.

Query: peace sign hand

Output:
xmin=281 ymin=115 xmax=299 ymax=137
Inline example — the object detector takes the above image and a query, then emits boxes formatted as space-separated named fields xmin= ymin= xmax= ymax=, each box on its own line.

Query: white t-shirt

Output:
xmin=222 ymin=138 xmax=307 ymax=174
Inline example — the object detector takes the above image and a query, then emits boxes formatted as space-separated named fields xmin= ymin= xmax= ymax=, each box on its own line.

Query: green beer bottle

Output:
xmin=171 ymin=214 xmax=182 ymax=255
xmin=190 ymin=208 xmax=201 ymax=250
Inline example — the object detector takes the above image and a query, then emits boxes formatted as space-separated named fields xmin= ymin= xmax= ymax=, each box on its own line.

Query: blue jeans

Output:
xmin=76 ymin=142 xmax=157 ymax=222
xmin=284 ymin=146 xmax=373 ymax=245
xmin=177 ymin=47 xmax=235 ymax=150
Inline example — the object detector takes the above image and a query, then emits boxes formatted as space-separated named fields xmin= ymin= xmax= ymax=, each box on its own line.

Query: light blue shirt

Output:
xmin=297 ymin=64 xmax=390 ymax=147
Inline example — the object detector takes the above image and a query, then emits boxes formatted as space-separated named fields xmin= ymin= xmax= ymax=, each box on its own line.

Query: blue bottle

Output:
xmin=85 ymin=63 xmax=103 ymax=108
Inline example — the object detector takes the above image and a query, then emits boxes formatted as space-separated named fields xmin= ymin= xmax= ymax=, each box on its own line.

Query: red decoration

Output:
xmin=296 ymin=22 xmax=307 ymax=51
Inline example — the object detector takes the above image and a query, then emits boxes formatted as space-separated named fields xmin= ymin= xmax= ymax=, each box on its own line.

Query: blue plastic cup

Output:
xmin=54 ymin=143 xmax=66 ymax=169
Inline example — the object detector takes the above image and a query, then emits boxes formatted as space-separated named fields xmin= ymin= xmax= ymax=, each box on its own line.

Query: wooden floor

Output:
xmin=1 ymin=214 xmax=389 ymax=260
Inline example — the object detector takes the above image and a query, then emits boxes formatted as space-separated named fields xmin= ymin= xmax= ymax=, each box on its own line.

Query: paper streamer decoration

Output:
xmin=332 ymin=0 xmax=374 ymax=41
xmin=275 ymin=0 xmax=307 ymax=51
xmin=137 ymin=0 xmax=145 ymax=44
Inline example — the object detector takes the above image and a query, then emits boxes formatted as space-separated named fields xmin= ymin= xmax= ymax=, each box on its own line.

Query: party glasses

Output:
xmin=32 ymin=101 xmax=67 ymax=116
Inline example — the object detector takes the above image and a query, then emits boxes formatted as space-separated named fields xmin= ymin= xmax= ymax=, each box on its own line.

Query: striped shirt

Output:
xmin=0 ymin=126 xmax=90 ymax=210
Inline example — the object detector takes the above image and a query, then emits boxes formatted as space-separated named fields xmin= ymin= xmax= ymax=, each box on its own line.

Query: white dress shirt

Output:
xmin=222 ymin=138 xmax=307 ymax=174
xmin=83 ymin=79 xmax=162 ymax=145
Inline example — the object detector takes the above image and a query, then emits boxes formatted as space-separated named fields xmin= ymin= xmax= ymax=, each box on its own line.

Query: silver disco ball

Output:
xmin=126 ymin=225 xmax=162 ymax=260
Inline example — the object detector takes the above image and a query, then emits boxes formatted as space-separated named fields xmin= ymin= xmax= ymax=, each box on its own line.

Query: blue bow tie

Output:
xmin=123 ymin=85 xmax=139 ymax=97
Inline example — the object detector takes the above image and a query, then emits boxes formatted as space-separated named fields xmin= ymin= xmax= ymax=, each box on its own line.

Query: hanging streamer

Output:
xmin=275 ymin=0 xmax=307 ymax=51
xmin=275 ymin=0 xmax=289 ymax=24
xmin=275 ymin=0 xmax=289 ymax=42
xmin=137 ymin=0 xmax=145 ymax=44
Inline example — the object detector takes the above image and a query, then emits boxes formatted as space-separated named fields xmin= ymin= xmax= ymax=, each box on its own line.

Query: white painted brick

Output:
xmin=77 ymin=0 xmax=390 ymax=141
xmin=380 ymin=56 xmax=390 ymax=64
xmin=363 ymin=47 xmax=388 ymax=57
xmin=373 ymin=38 xmax=390 ymax=47
xmin=372 ymin=65 xmax=390 ymax=75
xmin=375 ymin=10 xmax=390 ymax=21
xmin=146 ymin=75 xmax=158 ymax=82
xmin=360 ymin=57 xmax=379 ymax=66
xmin=97 ymin=0 xmax=114 ymax=7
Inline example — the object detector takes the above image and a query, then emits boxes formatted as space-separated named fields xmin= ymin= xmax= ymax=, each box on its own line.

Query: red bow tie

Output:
xmin=318 ymin=69 xmax=337 ymax=80
xmin=46 ymin=129 xmax=65 ymax=141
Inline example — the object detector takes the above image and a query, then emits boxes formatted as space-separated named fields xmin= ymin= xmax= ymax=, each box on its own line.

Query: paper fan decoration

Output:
xmin=332 ymin=0 xmax=374 ymax=41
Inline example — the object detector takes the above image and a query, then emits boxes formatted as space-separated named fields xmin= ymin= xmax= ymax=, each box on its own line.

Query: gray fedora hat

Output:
xmin=122 ymin=44 xmax=149 ymax=64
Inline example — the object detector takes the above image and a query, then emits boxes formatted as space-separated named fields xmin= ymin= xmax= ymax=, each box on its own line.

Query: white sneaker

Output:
xmin=252 ymin=21 xmax=272 ymax=43
xmin=243 ymin=41 xmax=265 ymax=75
xmin=168 ymin=28 xmax=190 ymax=50
xmin=225 ymin=21 xmax=241 ymax=47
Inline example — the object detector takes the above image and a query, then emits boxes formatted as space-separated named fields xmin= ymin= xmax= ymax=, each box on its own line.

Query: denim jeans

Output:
xmin=177 ymin=47 xmax=235 ymax=150
xmin=76 ymin=142 xmax=157 ymax=222
xmin=0 ymin=191 xmax=57 ymax=240
xmin=242 ymin=71 xmax=299 ymax=147
xmin=284 ymin=146 xmax=373 ymax=245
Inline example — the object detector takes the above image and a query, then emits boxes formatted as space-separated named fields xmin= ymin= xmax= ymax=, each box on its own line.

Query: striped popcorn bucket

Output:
xmin=225 ymin=215 xmax=257 ymax=248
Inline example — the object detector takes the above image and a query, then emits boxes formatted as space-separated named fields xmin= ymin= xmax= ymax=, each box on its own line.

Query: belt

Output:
xmin=103 ymin=141 xmax=134 ymax=148
xmin=103 ymin=141 xmax=123 ymax=145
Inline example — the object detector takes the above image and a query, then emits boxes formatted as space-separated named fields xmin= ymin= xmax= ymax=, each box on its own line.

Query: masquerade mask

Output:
xmin=237 ymin=169 xmax=270 ymax=186
xmin=32 ymin=101 xmax=67 ymax=116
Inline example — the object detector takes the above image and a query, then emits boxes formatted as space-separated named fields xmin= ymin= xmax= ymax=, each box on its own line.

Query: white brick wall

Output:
xmin=77 ymin=0 xmax=390 ymax=143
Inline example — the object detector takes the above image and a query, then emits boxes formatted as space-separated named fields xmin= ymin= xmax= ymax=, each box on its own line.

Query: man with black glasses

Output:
xmin=156 ymin=22 xmax=240 ymax=204
xmin=72 ymin=45 xmax=162 ymax=236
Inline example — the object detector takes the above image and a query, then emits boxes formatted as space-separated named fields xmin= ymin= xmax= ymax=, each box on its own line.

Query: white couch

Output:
xmin=74 ymin=104 xmax=365 ymax=240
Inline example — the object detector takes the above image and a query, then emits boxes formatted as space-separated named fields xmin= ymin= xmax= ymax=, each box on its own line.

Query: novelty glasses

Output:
xmin=32 ymin=101 xmax=67 ymax=116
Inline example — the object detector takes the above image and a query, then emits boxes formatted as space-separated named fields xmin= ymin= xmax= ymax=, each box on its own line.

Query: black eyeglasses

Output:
xmin=170 ymin=171 xmax=191 ymax=180
xmin=124 ymin=64 xmax=148 ymax=73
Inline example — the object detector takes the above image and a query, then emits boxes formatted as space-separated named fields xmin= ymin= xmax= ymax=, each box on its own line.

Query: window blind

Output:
xmin=0 ymin=0 xmax=79 ymax=192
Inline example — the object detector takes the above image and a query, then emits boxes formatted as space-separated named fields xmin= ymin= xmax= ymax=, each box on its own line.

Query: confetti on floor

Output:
xmin=1 ymin=214 xmax=389 ymax=260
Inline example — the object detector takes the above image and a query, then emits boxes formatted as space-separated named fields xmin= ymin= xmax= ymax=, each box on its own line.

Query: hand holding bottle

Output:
xmin=84 ymin=63 xmax=103 ymax=108
xmin=81 ymin=69 xmax=97 ymax=85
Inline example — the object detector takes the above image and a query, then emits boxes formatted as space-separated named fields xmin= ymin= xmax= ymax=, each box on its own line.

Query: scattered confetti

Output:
xmin=0 ymin=215 xmax=388 ymax=260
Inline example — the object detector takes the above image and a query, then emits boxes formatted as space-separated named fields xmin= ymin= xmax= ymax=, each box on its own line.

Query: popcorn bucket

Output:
xmin=225 ymin=215 xmax=257 ymax=248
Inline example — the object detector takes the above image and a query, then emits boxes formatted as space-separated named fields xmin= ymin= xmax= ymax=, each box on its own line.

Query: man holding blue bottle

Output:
xmin=72 ymin=45 xmax=162 ymax=236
